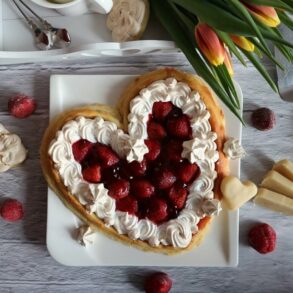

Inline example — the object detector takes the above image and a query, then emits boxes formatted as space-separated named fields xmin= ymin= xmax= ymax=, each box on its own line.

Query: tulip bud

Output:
xmin=195 ymin=23 xmax=225 ymax=66
xmin=231 ymin=35 xmax=255 ymax=52
xmin=242 ymin=2 xmax=280 ymax=27
xmin=224 ymin=49 xmax=234 ymax=76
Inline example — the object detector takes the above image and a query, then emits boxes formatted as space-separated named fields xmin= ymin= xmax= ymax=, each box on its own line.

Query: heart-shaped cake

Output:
xmin=41 ymin=68 xmax=229 ymax=254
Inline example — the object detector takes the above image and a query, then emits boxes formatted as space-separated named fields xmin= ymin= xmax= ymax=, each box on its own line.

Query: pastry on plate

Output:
xmin=106 ymin=0 xmax=150 ymax=42
xmin=41 ymin=68 xmax=229 ymax=255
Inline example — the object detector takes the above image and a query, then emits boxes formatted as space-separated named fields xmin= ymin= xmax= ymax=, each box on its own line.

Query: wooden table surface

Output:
xmin=0 ymin=54 xmax=292 ymax=293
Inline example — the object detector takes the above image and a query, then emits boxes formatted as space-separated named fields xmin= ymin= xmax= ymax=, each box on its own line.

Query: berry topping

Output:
xmin=144 ymin=140 xmax=161 ymax=161
xmin=131 ymin=179 xmax=155 ymax=198
xmin=8 ymin=95 xmax=37 ymax=118
xmin=82 ymin=164 xmax=101 ymax=183
xmin=147 ymin=121 xmax=167 ymax=141
xmin=177 ymin=161 xmax=199 ymax=183
xmin=94 ymin=144 xmax=119 ymax=168
xmin=251 ymin=107 xmax=276 ymax=131
xmin=166 ymin=115 xmax=191 ymax=139
xmin=144 ymin=272 xmax=173 ymax=293
xmin=147 ymin=198 xmax=168 ymax=223
xmin=168 ymin=183 xmax=188 ymax=209
xmin=72 ymin=139 xmax=93 ymax=162
xmin=116 ymin=196 xmax=138 ymax=215
xmin=108 ymin=179 xmax=130 ymax=200
xmin=0 ymin=199 xmax=24 ymax=222
xmin=166 ymin=140 xmax=183 ymax=162
xmin=128 ymin=159 xmax=147 ymax=177
xmin=153 ymin=168 xmax=176 ymax=190
xmin=248 ymin=223 xmax=276 ymax=254
xmin=152 ymin=101 xmax=173 ymax=121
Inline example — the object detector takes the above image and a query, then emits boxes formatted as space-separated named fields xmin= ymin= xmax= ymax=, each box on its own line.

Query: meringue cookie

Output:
xmin=0 ymin=124 xmax=27 ymax=172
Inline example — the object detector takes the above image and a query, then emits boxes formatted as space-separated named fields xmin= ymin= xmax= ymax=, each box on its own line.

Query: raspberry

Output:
xmin=147 ymin=198 xmax=168 ymax=223
xmin=144 ymin=272 xmax=172 ymax=293
xmin=248 ymin=223 xmax=276 ymax=254
xmin=168 ymin=183 xmax=188 ymax=209
xmin=153 ymin=168 xmax=176 ymax=190
xmin=72 ymin=139 xmax=93 ymax=162
xmin=152 ymin=101 xmax=173 ymax=121
xmin=251 ymin=107 xmax=276 ymax=131
xmin=8 ymin=95 xmax=37 ymax=118
xmin=131 ymin=179 xmax=155 ymax=198
xmin=177 ymin=161 xmax=199 ymax=183
xmin=82 ymin=164 xmax=101 ymax=183
xmin=0 ymin=199 xmax=24 ymax=222
xmin=147 ymin=121 xmax=167 ymax=141
xmin=166 ymin=115 xmax=191 ymax=139
xmin=128 ymin=159 xmax=147 ymax=177
xmin=94 ymin=144 xmax=119 ymax=168
xmin=108 ymin=179 xmax=130 ymax=200
xmin=166 ymin=140 xmax=183 ymax=162
xmin=116 ymin=196 xmax=138 ymax=215
xmin=144 ymin=140 xmax=161 ymax=161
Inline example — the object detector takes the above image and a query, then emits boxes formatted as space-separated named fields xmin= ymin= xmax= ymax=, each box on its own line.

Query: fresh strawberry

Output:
xmin=131 ymin=179 xmax=155 ymax=198
xmin=152 ymin=101 xmax=173 ymax=121
xmin=147 ymin=121 xmax=167 ymax=141
xmin=82 ymin=164 xmax=101 ymax=183
xmin=147 ymin=198 xmax=168 ymax=223
xmin=116 ymin=196 xmax=138 ymax=215
xmin=248 ymin=223 xmax=276 ymax=254
xmin=166 ymin=115 xmax=191 ymax=139
xmin=153 ymin=168 xmax=176 ymax=190
xmin=94 ymin=144 xmax=119 ymax=168
xmin=166 ymin=140 xmax=183 ymax=162
xmin=144 ymin=140 xmax=161 ymax=161
xmin=0 ymin=199 xmax=24 ymax=222
xmin=128 ymin=159 xmax=147 ymax=177
xmin=144 ymin=272 xmax=173 ymax=293
xmin=108 ymin=179 xmax=130 ymax=200
xmin=8 ymin=95 xmax=37 ymax=118
xmin=72 ymin=139 xmax=93 ymax=162
xmin=177 ymin=160 xmax=199 ymax=183
xmin=168 ymin=183 xmax=188 ymax=209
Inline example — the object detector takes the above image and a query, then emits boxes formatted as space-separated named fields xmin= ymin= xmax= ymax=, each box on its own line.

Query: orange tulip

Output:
xmin=231 ymin=35 xmax=255 ymax=52
xmin=195 ymin=23 xmax=225 ymax=66
xmin=224 ymin=49 xmax=234 ymax=76
xmin=242 ymin=3 xmax=280 ymax=27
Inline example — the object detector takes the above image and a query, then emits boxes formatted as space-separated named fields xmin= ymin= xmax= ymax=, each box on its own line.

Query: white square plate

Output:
xmin=47 ymin=74 xmax=241 ymax=266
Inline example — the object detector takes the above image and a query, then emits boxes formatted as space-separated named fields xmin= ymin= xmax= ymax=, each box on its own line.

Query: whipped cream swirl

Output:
xmin=49 ymin=78 xmax=221 ymax=248
xmin=224 ymin=137 xmax=246 ymax=159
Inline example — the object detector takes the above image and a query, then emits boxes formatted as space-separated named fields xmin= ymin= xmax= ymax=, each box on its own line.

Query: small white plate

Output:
xmin=47 ymin=74 xmax=242 ymax=266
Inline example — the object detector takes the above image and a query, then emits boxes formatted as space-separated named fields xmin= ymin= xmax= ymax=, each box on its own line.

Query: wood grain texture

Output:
xmin=0 ymin=54 xmax=292 ymax=293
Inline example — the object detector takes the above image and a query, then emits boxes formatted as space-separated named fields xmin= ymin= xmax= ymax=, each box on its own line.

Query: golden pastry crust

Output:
xmin=40 ymin=68 xmax=229 ymax=255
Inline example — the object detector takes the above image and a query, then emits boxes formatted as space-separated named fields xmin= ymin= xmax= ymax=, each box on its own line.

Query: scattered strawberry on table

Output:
xmin=248 ymin=223 xmax=276 ymax=254
xmin=0 ymin=198 xmax=24 ymax=222
xmin=8 ymin=94 xmax=37 ymax=118
xmin=251 ymin=107 xmax=276 ymax=131
xmin=144 ymin=272 xmax=172 ymax=293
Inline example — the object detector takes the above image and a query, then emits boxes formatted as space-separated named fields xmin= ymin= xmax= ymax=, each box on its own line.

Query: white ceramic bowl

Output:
xmin=30 ymin=0 xmax=112 ymax=16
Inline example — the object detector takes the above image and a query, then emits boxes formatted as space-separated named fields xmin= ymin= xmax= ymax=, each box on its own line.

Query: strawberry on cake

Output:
xmin=41 ymin=68 xmax=229 ymax=254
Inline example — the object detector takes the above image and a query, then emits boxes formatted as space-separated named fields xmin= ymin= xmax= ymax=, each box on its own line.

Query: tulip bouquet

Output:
xmin=151 ymin=0 xmax=293 ymax=121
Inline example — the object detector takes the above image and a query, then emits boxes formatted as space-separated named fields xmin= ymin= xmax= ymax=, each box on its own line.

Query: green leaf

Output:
xmin=241 ymin=49 xmax=279 ymax=93
xmin=278 ymin=12 xmax=293 ymax=31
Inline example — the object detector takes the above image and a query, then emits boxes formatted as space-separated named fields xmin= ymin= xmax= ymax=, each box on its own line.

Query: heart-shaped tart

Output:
xmin=41 ymin=68 xmax=229 ymax=254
